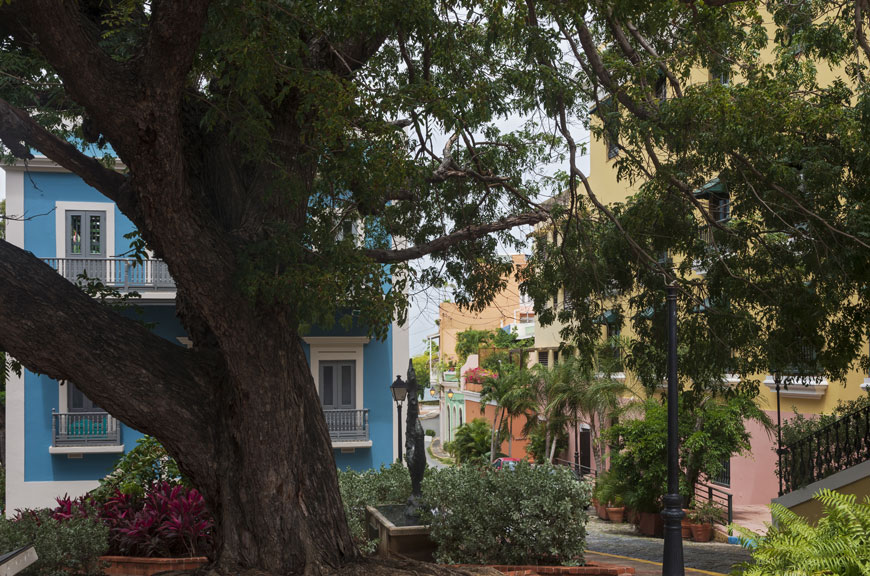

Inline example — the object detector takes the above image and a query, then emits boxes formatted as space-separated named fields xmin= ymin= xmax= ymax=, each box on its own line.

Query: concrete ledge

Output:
xmin=332 ymin=440 xmax=372 ymax=449
xmin=763 ymin=375 xmax=828 ymax=398
xmin=773 ymin=458 xmax=870 ymax=509
xmin=49 ymin=444 xmax=125 ymax=455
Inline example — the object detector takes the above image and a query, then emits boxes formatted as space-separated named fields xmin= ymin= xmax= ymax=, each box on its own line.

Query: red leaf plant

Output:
xmin=36 ymin=483 xmax=214 ymax=558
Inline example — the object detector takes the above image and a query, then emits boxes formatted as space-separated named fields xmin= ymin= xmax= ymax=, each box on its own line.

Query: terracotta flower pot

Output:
xmin=638 ymin=511 xmax=664 ymax=537
xmin=606 ymin=506 xmax=625 ymax=523
xmin=597 ymin=502 xmax=609 ymax=520
xmin=681 ymin=509 xmax=693 ymax=539
xmin=101 ymin=556 xmax=209 ymax=576
xmin=626 ymin=507 xmax=638 ymax=525
xmin=690 ymin=522 xmax=714 ymax=542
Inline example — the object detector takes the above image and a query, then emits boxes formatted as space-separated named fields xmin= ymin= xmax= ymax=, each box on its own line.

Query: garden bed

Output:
xmin=100 ymin=555 xmax=209 ymax=576
xmin=454 ymin=563 xmax=635 ymax=575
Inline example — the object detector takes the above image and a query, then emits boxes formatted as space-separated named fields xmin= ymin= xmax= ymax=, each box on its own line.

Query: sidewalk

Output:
xmin=430 ymin=437 xmax=451 ymax=460
xmin=728 ymin=505 xmax=770 ymax=536
xmin=585 ymin=516 xmax=752 ymax=575
xmin=585 ymin=551 xmax=728 ymax=576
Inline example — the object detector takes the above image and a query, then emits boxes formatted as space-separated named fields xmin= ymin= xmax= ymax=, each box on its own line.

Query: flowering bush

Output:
xmin=463 ymin=366 xmax=496 ymax=385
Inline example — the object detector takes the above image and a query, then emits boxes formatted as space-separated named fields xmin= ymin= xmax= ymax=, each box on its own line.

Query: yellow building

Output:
xmin=435 ymin=254 xmax=535 ymax=451
xmin=532 ymin=36 xmax=870 ymax=509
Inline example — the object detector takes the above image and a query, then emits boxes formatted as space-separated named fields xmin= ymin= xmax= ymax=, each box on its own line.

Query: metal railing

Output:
xmin=780 ymin=403 xmax=870 ymax=494
xmin=42 ymin=258 xmax=175 ymax=291
xmin=711 ymin=459 xmax=731 ymax=487
xmin=323 ymin=409 xmax=369 ymax=442
xmin=52 ymin=411 xmax=121 ymax=447
xmin=554 ymin=457 xmax=597 ymax=479
xmin=694 ymin=481 xmax=733 ymax=525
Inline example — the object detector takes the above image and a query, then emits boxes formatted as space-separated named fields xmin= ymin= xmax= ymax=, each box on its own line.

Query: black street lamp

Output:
xmin=774 ymin=371 xmax=785 ymax=496
xmin=661 ymin=281 xmax=685 ymax=576
xmin=574 ymin=423 xmax=581 ymax=477
xmin=391 ymin=374 xmax=408 ymax=464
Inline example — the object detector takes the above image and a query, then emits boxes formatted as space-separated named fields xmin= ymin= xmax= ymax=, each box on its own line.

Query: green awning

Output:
xmin=693 ymin=178 xmax=724 ymax=199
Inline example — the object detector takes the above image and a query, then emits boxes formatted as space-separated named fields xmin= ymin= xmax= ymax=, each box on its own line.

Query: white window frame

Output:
xmin=303 ymin=337 xmax=369 ymax=412
xmin=55 ymin=201 xmax=116 ymax=258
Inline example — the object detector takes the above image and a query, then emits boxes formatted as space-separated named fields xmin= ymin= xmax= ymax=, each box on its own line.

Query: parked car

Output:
xmin=492 ymin=457 xmax=522 ymax=471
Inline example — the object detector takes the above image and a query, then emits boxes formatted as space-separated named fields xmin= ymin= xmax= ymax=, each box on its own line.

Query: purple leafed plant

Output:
xmin=104 ymin=482 xmax=213 ymax=558
xmin=43 ymin=483 xmax=214 ymax=558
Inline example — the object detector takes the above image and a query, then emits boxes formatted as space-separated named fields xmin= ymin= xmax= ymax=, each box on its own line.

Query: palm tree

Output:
xmin=549 ymin=356 xmax=628 ymax=473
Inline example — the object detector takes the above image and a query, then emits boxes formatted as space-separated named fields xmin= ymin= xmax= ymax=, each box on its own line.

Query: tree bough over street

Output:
xmin=1 ymin=1 xmax=870 ymax=575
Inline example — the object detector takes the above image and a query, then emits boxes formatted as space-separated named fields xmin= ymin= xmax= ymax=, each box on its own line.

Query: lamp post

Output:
xmin=391 ymin=374 xmax=408 ymax=463
xmin=774 ymin=371 xmax=784 ymax=496
xmin=574 ymin=421 xmax=581 ymax=477
xmin=661 ymin=281 xmax=685 ymax=576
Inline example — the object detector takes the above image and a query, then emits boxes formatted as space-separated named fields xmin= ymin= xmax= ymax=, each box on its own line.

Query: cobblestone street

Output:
xmin=585 ymin=516 xmax=753 ymax=575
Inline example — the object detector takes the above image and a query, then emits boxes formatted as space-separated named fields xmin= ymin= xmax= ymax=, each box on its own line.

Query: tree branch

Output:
xmin=0 ymin=97 xmax=133 ymax=212
xmin=140 ymin=0 xmax=210 ymax=90
xmin=365 ymin=211 xmax=549 ymax=263
xmin=22 ymin=2 xmax=135 ymax=126
xmin=0 ymin=240 xmax=216 ymax=445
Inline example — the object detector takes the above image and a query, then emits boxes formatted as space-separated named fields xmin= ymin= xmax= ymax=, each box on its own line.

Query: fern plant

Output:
xmin=734 ymin=489 xmax=870 ymax=576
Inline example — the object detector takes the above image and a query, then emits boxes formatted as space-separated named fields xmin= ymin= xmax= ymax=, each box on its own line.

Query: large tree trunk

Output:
xmin=0 ymin=241 xmax=358 ymax=574
xmin=206 ymin=325 xmax=357 ymax=573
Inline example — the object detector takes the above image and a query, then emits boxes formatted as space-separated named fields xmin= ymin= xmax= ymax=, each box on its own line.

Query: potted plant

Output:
xmin=605 ymin=494 xmax=626 ymax=523
xmin=688 ymin=502 xmax=724 ymax=542
xmin=681 ymin=507 xmax=694 ymax=539
xmin=593 ymin=474 xmax=611 ymax=520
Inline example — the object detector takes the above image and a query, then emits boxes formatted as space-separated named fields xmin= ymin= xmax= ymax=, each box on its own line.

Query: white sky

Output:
xmin=407 ymin=117 xmax=590 ymax=356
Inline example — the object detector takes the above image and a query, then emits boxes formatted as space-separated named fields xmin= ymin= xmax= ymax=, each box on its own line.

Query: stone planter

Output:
xmin=365 ymin=505 xmax=436 ymax=562
xmin=100 ymin=556 xmax=208 ymax=576
xmin=637 ymin=511 xmax=663 ymax=537
xmin=690 ymin=522 xmax=714 ymax=542
xmin=606 ymin=506 xmax=625 ymax=523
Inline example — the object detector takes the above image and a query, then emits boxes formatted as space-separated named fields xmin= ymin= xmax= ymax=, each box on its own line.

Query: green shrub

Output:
xmin=0 ymin=510 xmax=108 ymax=576
xmin=446 ymin=418 xmax=494 ymax=464
xmin=425 ymin=429 xmax=436 ymax=437
xmin=92 ymin=436 xmax=183 ymax=502
xmin=337 ymin=463 xmax=412 ymax=554
xmin=737 ymin=489 xmax=870 ymax=576
xmin=421 ymin=462 xmax=591 ymax=565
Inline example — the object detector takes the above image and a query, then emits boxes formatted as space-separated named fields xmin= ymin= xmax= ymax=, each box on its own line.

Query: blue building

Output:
xmin=3 ymin=156 xmax=407 ymax=514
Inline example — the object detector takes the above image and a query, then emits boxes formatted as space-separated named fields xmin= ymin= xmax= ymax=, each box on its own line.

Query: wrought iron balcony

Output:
xmin=42 ymin=258 xmax=175 ymax=291
xmin=323 ymin=409 xmax=369 ymax=443
xmin=52 ymin=411 xmax=121 ymax=448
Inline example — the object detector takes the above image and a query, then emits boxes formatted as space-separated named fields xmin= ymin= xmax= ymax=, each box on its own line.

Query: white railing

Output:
xmin=52 ymin=411 xmax=121 ymax=447
xmin=323 ymin=409 xmax=369 ymax=442
xmin=42 ymin=258 xmax=175 ymax=291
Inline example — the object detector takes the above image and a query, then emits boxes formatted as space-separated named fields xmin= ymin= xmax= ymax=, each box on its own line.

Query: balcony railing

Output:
xmin=780 ymin=402 xmax=870 ymax=493
xmin=52 ymin=411 xmax=121 ymax=447
xmin=42 ymin=258 xmax=175 ymax=291
xmin=324 ymin=409 xmax=369 ymax=442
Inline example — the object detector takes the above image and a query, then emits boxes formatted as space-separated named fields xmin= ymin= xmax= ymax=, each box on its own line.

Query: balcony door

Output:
xmin=67 ymin=381 xmax=106 ymax=413
xmin=65 ymin=210 xmax=107 ymax=282
xmin=319 ymin=361 xmax=355 ymax=410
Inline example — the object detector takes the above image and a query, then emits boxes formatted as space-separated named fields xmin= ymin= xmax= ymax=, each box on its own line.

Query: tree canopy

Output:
xmin=1 ymin=1 xmax=869 ymax=574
